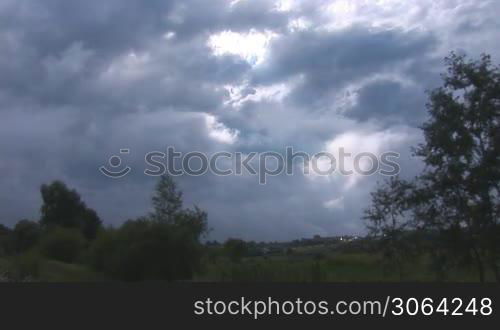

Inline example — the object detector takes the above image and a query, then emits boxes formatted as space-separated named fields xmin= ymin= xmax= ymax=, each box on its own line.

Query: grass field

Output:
xmin=0 ymin=248 xmax=489 ymax=282
xmin=0 ymin=255 xmax=104 ymax=282
xmin=197 ymin=248 xmax=487 ymax=282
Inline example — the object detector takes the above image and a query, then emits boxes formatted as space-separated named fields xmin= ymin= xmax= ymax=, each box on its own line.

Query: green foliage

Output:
xmin=151 ymin=175 xmax=183 ymax=223
xmin=364 ymin=177 xmax=418 ymax=279
xmin=9 ymin=251 xmax=42 ymax=280
xmin=79 ymin=209 xmax=102 ymax=241
xmin=415 ymin=53 xmax=500 ymax=282
xmin=38 ymin=259 xmax=103 ymax=282
xmin=150 ymin=175 xmax=209 ymax=239
xmin=199 ymin=248 xmax=487 ymax=282
xmin=1 ymin=175 xmax=209 ymax=282
xmin=86 ymin=175 xmax=209 ymax=281
xmin=0 ymin=224 xmax=14 ymax=256
xmin=200 ymin=252 xmax=388 ymax=282
xmin=86 ymin=228 xmax=117 ymax=273
xmin=12 ymin=220 xmax=41 ymax=254
xmin=223 ymin=239 xmax=249 ymax=263
xmin=2 ymin=255 xmax=103 ymax=282
xmin=89 ymin=219 xmax=203 ymax=281
xmin=365 ymin=53 xmax=500 ymax=282
xmin=40 ymin=181 xmax=102 ymax=240
xmin=39 ymin=228 xmax=85 ymax=263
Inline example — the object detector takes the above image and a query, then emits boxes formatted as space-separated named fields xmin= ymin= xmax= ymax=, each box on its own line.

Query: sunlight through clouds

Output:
xmin=274 ymin=0 xmax=296 ymax=12
xmin=205 ymin=114 xmax=240 ymax=145
xmin=304 ymin=128 xmax=413 ymax=190
xmin=222 ymin=82 xmax=291 ymax=109
xmin=207 ymin=29 xmax=277 ymax=66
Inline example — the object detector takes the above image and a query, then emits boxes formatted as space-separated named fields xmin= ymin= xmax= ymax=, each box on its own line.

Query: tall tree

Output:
xmin=414 ymin=53 xmax=500 ymax=282
xmin=40 ymin=181 xmax=102 ymax=240
xmin=88 ymin=175 xmax=209 ymax=281
xmin=365 ymin=53 xmax=500 ymax=282
xmin=364 ymin=177 xmax=415 ymax=279
xmin=150 ymin=175 xmax=208 ymax=238
xmin=151 ymin=175 xmax=183 ymax=223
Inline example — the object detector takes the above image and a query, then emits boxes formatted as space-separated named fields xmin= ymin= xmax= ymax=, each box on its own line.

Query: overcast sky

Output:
xmin=1 ymin=0 xmax=499 ymax=241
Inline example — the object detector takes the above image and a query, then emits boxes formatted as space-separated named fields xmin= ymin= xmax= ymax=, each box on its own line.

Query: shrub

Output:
xmin=224 ymin=239 xmax=249 ymax=263
xmin=9 ymin=251 xmax=42 ymax=280
xmin=87 ymin=175 xmax=208 ymax=281
xmin=12 ymin=220 xmax=40 ymax=253
xmin=0 ymin=224 xmax=14 ymax=256
xmin=87 ymin=228 xmax=118 ymax=273
xmin=40 ymin=181 xmax=102 ymax=240
xmin=40 ymin=228 xmax=85 ymax=263
xmin=88 ymin=219 xmax=203 ymax=281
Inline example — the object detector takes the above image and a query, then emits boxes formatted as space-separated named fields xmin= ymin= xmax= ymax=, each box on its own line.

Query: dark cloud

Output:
xmin=347 ymin=80 xmax=428 ymax=126
xmin=252 ymin=27 xmax=437 ymax=110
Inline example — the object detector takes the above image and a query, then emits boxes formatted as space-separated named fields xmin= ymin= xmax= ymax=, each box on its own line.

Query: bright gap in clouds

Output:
xmin=223 ymin=82 xmax=291 ymax=109
xmin=205 ymin=114 xmax=240 ymax=145
xmin=305 ymin=129 xmax=412 ymax=190
xmin=207 ymin=29 xmax=276 ymax=66
xmin=321 ymin=0 xmax=488 ymax=32
xmin=274 ymin=0 xmax=296 ymax=12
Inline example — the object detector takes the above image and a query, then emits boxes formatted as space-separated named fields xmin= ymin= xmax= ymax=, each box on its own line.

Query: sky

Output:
xmin=1 ymin=0 xmax=500 ymax=241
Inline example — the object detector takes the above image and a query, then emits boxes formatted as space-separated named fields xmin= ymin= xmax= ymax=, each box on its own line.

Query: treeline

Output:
xmin=0 ymin=175 xmax=208 ymax=281
xmin=365 ymin=53 xmax=500 ymax=282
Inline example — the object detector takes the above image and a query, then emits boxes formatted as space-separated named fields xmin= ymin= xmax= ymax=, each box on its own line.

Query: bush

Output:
xmin=87 ymin=228 xmax=117 ymax=273
xmin=87 ymin=175 xmax=208 ymax=281
xmin=0 ymin=224 xmax=14 ymax=256
xmin=224 ymin=239 xmax=249 ymax=263
xmin=12 ymin=220 xmax=40 ymax=254
xmin=40 ymin=181 xmax=102 ymax=241
xmin=9 ymin=251 xmax=42 ymax=280
xmin=40 ymin=228 xmax=85 ymax=263
xmin=88 ymin=219 xmax=203 ymax=281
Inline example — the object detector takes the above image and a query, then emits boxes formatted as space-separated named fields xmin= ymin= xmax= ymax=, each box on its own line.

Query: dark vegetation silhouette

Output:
xmin=223 ymin=239 xmax=249 ymax=263
xmin=0 ymin=175 xmax=208 ymax=281
xmin=40 ymin=181 xmax=102 ymax=241
xmin=365 ymin=53 xmax=500 ymax=282
xmin=88 ymin=175 xmax=208 ymax=281
xmin=0 ymin=53 xmax=499 ymax=282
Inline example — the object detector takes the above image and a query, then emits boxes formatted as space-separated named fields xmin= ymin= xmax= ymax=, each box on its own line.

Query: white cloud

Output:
xmin=287 ymin=17 xmax=312 ymax=32
xmin=305 ymin=128 xmax=413 ymax=189
xmin=229 ymin=0 xmax=246 ymax=7
xmin=163 ymin=31 xmax=176 ymax=40
xmin=317 ymin=0 xmax=496 ymax=37
xmin=205 ymin=114 xmax=240 ymax=144
xmin=223 ymin=82 xmax=291 ymax=109
xmin=274 ymin=0 xmax=296 ymax=12
xmin=207 ymin=29 xmax=277 ymax=66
